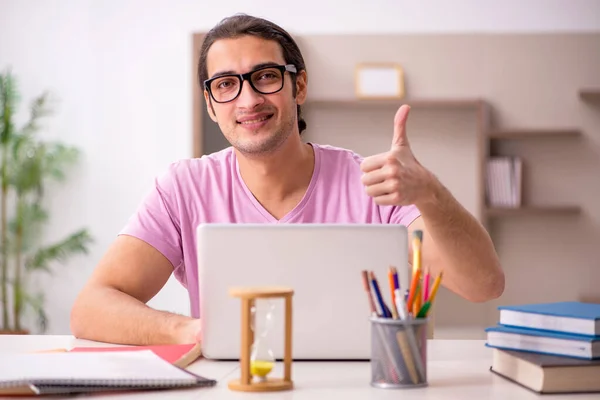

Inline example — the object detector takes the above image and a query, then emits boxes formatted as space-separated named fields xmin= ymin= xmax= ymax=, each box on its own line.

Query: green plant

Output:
xmin=0 ymin=68 xmax=93 ymax=333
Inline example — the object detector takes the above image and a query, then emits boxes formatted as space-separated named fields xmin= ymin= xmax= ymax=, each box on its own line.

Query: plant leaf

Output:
xmin=19 ymin=91 xmax=53 ymax=138
xmin=0 ymin=68 xmax=21 ymax=145
xmin=25 ymin=229 xmax=93 ymax=273
xmin=8 ymin=200 xmax=48 ymax=253
xmin=22 ymin=291 xmax=47 ymax=333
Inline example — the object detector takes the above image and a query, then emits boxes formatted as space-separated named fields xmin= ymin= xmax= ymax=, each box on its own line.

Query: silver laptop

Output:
xmin=197 ymin=223 xmax=409 ymax=360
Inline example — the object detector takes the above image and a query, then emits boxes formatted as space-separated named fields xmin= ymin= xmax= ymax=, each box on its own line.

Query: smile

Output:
xmin=237 ymin=114 xmax=273 ymax=124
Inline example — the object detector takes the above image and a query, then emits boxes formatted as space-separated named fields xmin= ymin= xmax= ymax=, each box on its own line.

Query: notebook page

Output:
xmin=0 ymin=350 xmax=199 ymax=383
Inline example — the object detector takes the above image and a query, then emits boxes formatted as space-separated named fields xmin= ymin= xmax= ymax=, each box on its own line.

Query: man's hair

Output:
xmin=197 ymin=14 xmax=307 ymax=134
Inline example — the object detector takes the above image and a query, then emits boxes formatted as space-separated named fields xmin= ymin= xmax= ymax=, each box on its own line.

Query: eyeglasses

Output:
xmin=204 ymin=64 xmax=297 ymax=104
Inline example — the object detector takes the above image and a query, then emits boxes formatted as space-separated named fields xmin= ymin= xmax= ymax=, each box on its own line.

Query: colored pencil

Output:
xmin=407 ymin=230 xmax=423 ymax=313
xmin=361 ymin=270 xmax=378 ymax=317
xmin=417 ymin=271 xmax=443 ymax=318
xmin=423 ymin=266 xmax=431 ymax=302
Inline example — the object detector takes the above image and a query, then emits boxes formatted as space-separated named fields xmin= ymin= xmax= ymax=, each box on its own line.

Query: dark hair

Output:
xmin=197 ymin=14 xmax=307 ymax=134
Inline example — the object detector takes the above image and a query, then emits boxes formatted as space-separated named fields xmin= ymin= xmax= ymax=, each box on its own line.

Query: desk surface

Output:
xmin=0 ymin=335 xmax=595 ymax=399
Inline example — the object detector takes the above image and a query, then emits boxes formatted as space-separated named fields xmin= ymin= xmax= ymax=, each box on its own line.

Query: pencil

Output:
xmin=427 ymin=271 xmax=443 ymax=305
xmin=407 ymin=230 xmax=423 ymax=313
xmin=423 ymin=266 xmax=431 ymax=302
xmin=412 ymin=280 xmax=421 ymax=316
xmin=396 ymin=331 xmax=419 ymax=384
xmin=417 ymin=271 xmax=443 ymax=318
xmin=361 ymin=270 xmax=378 ymax=317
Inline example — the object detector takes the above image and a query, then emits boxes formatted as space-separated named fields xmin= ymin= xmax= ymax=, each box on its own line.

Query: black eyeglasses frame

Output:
xmin=204 ymin=64 xmax=298 ymax=104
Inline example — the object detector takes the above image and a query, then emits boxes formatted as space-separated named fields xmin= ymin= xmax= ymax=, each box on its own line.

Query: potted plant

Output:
xmin=0 ymin=68 xmax=93 ymax=334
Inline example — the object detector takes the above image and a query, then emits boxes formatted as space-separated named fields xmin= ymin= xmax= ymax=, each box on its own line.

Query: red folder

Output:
xmin=69 ymin=342 xmax=202 ymax=367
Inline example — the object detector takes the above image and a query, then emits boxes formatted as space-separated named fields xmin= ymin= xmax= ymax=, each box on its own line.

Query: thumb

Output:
xmin=391 ymin=104 xmax=411 ymax=149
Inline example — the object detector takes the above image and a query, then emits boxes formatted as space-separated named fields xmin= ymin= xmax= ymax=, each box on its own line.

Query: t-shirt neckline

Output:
xmin=234 ymin=142 xmax=321 ymax=223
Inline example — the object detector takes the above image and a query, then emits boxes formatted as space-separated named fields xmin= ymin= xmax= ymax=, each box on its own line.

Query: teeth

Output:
xmin=241 ymin=116 xmax=269 ymax=124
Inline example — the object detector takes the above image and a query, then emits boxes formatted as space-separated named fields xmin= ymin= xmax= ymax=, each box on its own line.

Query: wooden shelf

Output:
xmin=304 ymin=98 xmax=484 ymax=109
xmin=488 ymin=129 xmax=581 ymax=139
xmin=579 ymin=89 xmax=600 ymax=102
xmin=485 ymin=206 xmax=582 ymax=217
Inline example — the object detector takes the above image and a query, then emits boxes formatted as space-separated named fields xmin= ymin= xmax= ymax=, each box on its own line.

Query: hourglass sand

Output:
xmin=250 ymin=299 xmax=276 ymax=380
xmin=227 ymin=286 xmax=294 ymax=392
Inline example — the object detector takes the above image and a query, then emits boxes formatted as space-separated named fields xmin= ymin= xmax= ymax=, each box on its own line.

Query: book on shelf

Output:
xmin=0 ymin=349 xmax=216 ymax=396
xmin=490 ymin=348 xmax=600 ymax=394
xmin=485 ymin=156 xmax=522 ymax=208
xmin=498 ymin=301 xmax=600 ymax=336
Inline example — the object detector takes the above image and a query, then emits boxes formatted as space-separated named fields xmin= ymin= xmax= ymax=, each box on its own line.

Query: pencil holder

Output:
xmin=369 ymin=316 xmax=429 ymax=389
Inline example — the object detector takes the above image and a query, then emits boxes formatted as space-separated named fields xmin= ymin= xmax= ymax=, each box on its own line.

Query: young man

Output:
xmin=70 ymin=14 xmax=504 ymax=345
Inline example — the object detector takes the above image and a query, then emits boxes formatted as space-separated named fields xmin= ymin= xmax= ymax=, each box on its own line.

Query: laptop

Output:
xmin=196 ymin=223 xmax=409 ymax=361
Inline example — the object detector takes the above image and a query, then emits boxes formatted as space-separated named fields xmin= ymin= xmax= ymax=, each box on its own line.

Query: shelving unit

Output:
xmin=305 ymin=98 xmax=484 ymax=109
xmin=485 ymin=206 xmax=582 ymax=217
xmin=482 ymin=99 xmax=585 ymax=222
xmin=487 ymin=129 xmax=581 ymax=140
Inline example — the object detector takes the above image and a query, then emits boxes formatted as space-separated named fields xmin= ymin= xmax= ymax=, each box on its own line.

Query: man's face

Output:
xmin=204 ymin=35 xmax=306 ymax=156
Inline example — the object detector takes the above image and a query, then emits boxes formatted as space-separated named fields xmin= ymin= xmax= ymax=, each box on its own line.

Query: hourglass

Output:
xmin=228 ymin=286 xmax=294 ymax=392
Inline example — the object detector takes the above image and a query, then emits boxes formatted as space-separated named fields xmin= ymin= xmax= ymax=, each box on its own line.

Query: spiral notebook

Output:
xmin=0 ymin=350 xmax=216 ymax=396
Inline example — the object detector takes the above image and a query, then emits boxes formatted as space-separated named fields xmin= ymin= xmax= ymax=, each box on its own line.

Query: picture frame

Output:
xmin=354 ymin=63 xmax=405 ymax=99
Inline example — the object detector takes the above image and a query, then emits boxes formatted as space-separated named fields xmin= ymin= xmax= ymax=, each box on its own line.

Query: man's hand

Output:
xmin=358 ymin=104 xmax=505 ymax=302
xmin=360 ymin=105 xmax=436 ymax=207
xmin=174 ymin=318 xmax=203 ymax=344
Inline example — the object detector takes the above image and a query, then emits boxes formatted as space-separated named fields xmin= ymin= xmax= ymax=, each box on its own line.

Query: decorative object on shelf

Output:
xmin=228 ymin=286 xmax=294 ymax=392
xmin=579 ymin=89 xmax=600 ymax=103
xmin=0 ymin=68 xmax=93 ymax=335
xmin=355 ymin=63 xmax=405 ymax=100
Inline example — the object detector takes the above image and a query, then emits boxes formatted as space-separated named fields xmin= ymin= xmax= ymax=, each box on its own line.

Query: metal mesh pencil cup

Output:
xmin=370 ymin=316 xmax=429 ymax=389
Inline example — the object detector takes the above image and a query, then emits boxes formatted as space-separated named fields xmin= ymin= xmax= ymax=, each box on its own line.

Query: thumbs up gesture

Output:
xmin=360 ymin=105 xmax=435 ymax=207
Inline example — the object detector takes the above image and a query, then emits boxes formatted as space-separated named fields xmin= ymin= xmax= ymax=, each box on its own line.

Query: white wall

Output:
xmin=1 ymin=0 xmax=599 ymax=334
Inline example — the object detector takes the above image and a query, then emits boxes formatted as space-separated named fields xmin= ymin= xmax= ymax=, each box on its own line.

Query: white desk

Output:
xmin=0 ymin=335 xmax=595 ymax=399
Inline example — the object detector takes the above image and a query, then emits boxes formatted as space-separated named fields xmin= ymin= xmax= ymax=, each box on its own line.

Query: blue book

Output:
xmin=485 ymin=325 xmax=599 ymax=360
xmin=498 ymin=301 xmax=600 ymax=336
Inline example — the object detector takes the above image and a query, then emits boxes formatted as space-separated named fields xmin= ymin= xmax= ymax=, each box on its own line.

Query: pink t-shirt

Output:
xmin=120 ymin=143 xmax=421 ymax=317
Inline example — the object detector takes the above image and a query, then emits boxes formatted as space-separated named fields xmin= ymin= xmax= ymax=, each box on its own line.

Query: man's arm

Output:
xmin=70 ymin=235 xmax=200 ymax=345
xmin=361 ymin=104 xmax=504 ymax=303
xmin=407 ymin=180 xmax=504 ymax=302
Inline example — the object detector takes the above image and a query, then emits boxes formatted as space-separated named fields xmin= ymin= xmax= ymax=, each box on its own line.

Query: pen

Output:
xmin=370 ymin=271 xmax=392 ymax=318
xmin=388 ymin=266 xmax=399 ymax=319
xmin=394 ymin=288 xmax=408 ymax=320
xmin=392 ymin=267 xmax=399 ymax=292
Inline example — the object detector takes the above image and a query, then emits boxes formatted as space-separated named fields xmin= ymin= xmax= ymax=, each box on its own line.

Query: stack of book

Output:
xmin=485 ymin=301 xmax=600 ymax=394
xmin=485 ymin=156 xmax=522 ymax=208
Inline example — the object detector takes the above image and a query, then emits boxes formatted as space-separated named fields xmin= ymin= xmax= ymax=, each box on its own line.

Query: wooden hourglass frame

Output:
xmin=228 ymin=286 xmax=294 ymax=392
